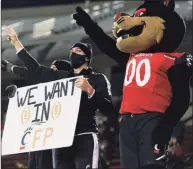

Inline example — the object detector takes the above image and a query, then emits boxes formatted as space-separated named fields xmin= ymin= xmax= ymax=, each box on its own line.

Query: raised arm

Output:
xmin=73 ymin=7 xmax=129 ymax=67
xmin=17 ymin=49 xmax=69 ymax=82
xmin=165 ymin=52 xmax=192 ymax=126
xmin=7 ymin=27 xmax=40 ymax=71
xmin=7 ymin=27 xmax=69 ymax=83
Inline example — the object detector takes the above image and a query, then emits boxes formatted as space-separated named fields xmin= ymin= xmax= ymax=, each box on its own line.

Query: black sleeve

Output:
xmin=17 ymin=48 xmax=40 ymax=71
xmin=165 ymin=53 xmax=192 ymax=124
xmin=168 ymin=52 xmax=193 ymax=76
xmin=17 ymin=48 xmax=69 ymax=82
xmin=89 ymin=74 xmax=115 ymax=114
xmin=83 ymin=21 xmax=129 ymax=67
xmin=12 ymin=66 xmax=29 ymax=77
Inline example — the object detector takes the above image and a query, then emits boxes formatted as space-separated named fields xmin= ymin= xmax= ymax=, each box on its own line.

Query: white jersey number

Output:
xmin=124 ymin=58 xmax=151 ymax=87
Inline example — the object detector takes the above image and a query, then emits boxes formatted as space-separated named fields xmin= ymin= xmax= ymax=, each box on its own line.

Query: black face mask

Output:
xmin=69 ymin=53 xmax=87 ymax=69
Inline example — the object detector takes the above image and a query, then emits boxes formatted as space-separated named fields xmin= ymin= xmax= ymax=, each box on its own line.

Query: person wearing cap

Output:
xmin=7 ymin=27 xmax=115 ymax=169
xmin=50 ymin=60 xmax=72 ymax=71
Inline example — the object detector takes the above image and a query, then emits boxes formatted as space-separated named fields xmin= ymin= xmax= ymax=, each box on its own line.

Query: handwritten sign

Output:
xmin=2 ymin=77 xmax=82 ymax=155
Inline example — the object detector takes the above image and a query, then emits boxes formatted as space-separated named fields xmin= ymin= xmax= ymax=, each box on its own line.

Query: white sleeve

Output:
xmin=16 ymin=47 xmax=24 ymax=54
xmin=88 ymin=89 xmax=96 ymax=99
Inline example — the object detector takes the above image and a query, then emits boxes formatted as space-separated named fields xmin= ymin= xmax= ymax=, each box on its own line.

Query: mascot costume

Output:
xmin=73 ymin=0 xmax=193 ymax=168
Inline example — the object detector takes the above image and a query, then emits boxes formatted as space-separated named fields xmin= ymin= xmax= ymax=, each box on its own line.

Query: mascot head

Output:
xmin=112 ymin=0 xmax=186 ymax=54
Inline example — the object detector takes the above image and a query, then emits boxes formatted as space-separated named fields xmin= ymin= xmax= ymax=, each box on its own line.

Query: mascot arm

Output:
xmin=73 ymin=7 xmax=129 ymax=67
xmin=165 ymin=52 xmax=192 ymax=125
xmin=160 ymin=53 xmax=192 ymax=144
xmin=167 ymin=52 xmax=193 ymax=77
xmin=84 ymin=22 xmax=129 ymax=67
xmin=164 ymin=52 xmax=193 ymax=76
xmin=174 ymin=52 xmax=193 ymax=71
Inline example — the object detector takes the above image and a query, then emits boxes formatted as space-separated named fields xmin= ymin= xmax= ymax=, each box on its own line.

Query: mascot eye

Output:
xmin=134 ymin=8 xmax=147 ymax=17
xmin=139 ymin=12 xmax=145 ymax=16
xmin=134 ymin=11 xmax=145 ymax=17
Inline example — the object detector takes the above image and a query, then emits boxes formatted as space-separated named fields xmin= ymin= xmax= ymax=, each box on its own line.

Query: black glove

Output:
xmin=5 ymin=85 xmax=17 ymax=98
xmin=73 ymin=6 xmax=96 ymax=28
xmin=174 ymin=52 xmax=193 ymax=68
xmin=1 ymin=60 xmax=14 ymax=72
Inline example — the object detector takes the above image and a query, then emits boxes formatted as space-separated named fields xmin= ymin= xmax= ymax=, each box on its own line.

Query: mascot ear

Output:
xmin=144 ymin=0 xmax=175 ymax=11
xmin=161 ymin=0 xmax=175 ymax=11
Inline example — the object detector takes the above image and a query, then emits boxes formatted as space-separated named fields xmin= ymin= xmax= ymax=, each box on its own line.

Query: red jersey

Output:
xmin=120 ymin=52 xmax=184 ymax=114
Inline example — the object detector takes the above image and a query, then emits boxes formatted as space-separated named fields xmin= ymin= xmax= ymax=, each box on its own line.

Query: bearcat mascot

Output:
xmin=73 ymin=0 xmax=193 ymax=168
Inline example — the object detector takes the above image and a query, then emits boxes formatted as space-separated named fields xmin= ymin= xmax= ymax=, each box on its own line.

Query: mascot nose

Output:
xmin=114 ymin=12 xmax=129 ymax=22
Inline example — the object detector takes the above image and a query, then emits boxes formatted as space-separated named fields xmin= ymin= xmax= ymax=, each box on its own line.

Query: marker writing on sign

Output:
xmin=31 ymin=101 xmax=50 ymax=123
xmin=17 ymin=86 xmax=38 ymax=108
xmin=44 ymin=78 xmax=76 ymax=101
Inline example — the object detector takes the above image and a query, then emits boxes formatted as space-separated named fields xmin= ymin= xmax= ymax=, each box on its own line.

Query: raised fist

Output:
xmin=73 ymin=6 xmax=94 ymax=27
xmin=7 ymin=27 xmax=19 ymax=45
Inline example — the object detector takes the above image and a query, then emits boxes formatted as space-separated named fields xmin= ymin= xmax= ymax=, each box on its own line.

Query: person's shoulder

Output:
xmin=92 ymin=72 xmax=111 ymax=85
xmin=91 ymin=71 xmax=107 ymax=79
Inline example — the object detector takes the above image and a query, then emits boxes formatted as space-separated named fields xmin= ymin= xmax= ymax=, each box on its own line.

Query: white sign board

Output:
xmin=2 ymin=77 xmax=82 ymax=155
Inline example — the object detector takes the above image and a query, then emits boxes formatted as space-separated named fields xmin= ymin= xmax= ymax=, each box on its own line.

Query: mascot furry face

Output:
xmin=112 ymin=0 xmax=186 ymax=54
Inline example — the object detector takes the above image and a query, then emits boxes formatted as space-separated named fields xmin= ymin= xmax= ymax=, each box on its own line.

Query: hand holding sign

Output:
xmin=75 ymin=77 xmax=94 ymax=96
xmin=6 ymin=85 xmax=17 ymax=99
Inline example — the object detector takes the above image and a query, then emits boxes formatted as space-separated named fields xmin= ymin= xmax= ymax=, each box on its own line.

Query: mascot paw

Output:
xmin=73 ymin=6 xmax=93 ymax=27
xmin=175 ymin=52 xmax=193 ymax=68
xmin=185 ymin=53 xmax=193 ymax=67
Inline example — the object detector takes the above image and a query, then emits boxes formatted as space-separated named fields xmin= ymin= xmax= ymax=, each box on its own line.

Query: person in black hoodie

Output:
xmin=7 ymin=27 xmax=114 ymax=169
